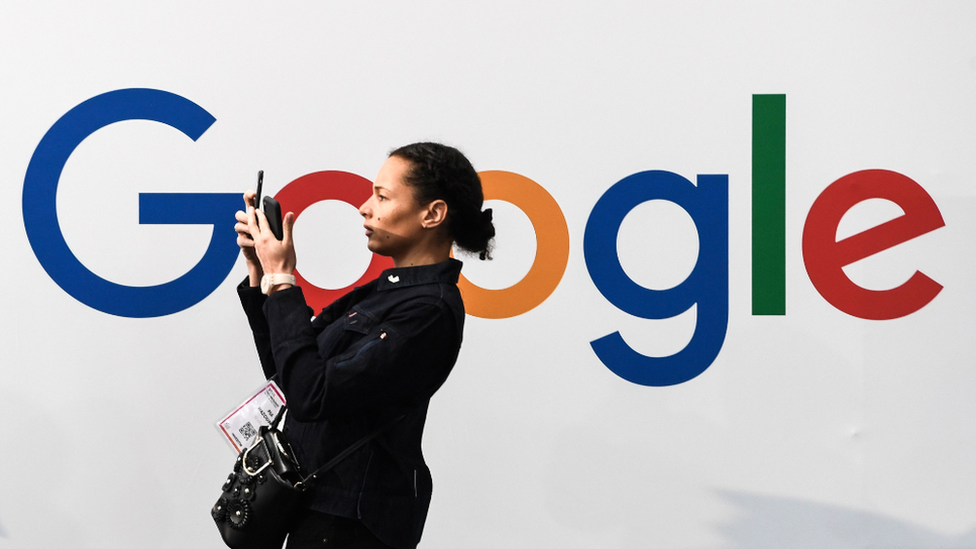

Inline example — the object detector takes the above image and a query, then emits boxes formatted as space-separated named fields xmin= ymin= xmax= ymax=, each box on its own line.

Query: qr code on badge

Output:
xmin=239 ymin=422 xmax=258 ymax=440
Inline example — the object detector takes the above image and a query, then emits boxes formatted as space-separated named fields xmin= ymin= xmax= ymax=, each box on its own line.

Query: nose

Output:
xmin=359 ymin=198 xmax=370 ymax=218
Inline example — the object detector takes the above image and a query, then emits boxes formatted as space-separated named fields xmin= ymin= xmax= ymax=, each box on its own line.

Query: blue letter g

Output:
xmin=584 ymin=170 xmax=729 ymax=386
xmin=23 ymin=88 xmax=240 ymax=317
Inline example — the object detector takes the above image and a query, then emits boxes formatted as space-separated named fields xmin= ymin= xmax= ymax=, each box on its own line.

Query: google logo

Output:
xmin=22 ymin=89 xmax=946 ymax=387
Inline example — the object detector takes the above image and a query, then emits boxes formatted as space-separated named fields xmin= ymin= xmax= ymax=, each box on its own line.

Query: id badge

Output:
xmin=216 ymin=380 xmax=287 ymax=453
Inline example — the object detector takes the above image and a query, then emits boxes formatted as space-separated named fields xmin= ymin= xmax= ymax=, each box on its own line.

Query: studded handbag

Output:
xmin=212 ymin=406 xmax=399 ymax=549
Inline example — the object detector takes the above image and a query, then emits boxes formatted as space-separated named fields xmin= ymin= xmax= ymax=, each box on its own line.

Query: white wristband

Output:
xmin=261 ymin=273 xmax=296 ymax=295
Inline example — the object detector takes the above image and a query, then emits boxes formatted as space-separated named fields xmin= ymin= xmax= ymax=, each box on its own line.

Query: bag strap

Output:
xmin=271 ymin=406 xmax=402 ymax=489
xmin=270 ymin=404 xmax=288 ymax=429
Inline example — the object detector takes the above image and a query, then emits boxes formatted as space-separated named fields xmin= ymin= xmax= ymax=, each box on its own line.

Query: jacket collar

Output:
xmin=376 ymin=259 xmax=462 ymax=291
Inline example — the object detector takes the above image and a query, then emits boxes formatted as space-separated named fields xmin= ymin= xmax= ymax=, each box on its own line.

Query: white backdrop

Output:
xmin=2 ymin=1 xmax=976 ymax=548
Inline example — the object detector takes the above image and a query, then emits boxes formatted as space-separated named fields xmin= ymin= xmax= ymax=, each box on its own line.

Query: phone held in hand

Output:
xmin=255 ymin=170 xmax=264 ymax=207
xmin=254 ymin=169 xmax=284 ymax=240
xmin=263 ymin=195 xmax=284 ymax=240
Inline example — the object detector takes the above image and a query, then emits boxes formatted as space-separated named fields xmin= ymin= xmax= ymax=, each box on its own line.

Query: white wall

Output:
xmin=2 ymin=1 xmax=976 ymax=547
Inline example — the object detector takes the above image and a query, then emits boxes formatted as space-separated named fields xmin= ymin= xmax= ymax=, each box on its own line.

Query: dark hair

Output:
xmin=389 ymin=142 xmax=495 ymax=260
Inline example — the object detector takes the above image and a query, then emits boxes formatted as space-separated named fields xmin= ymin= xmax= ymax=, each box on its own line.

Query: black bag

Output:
xmin=212 ymin=406 xmax=304 ymax=549
xmin=212 ymin=406 xmax=400 ymax=549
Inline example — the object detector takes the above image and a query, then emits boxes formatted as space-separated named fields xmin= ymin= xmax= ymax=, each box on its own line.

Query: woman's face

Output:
xmin=359 ymin=156 xmax=428 ymax=260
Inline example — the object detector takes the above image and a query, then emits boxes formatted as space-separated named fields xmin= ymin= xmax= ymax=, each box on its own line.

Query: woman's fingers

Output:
xmin=254 ymin=208 xmax=270 ymax=234
xmin=235 ymin=209 xmax=253 ymax=237
xmin=282 ymin=212 xmax=296 ymax=244
xmin=243 ymin=190 xmax=257 ymax=208
xmin=246 ymin=205 xmax=260 ymax=235
xmin=236 ymin=192 xmax=263 ymax=272
xmin=235 ymin=222 xmax=252 ymax=238
xmin=241 ymin=199 xmax=297 ymax=274
xmin=237 ymin=232 xmax=255 ymax=249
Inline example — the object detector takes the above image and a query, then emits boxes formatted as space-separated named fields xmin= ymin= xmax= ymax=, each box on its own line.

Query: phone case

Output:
xmin=262 ymin=196 xmax=284 ymax=240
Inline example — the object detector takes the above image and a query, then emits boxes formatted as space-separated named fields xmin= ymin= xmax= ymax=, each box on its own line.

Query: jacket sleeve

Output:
xmin=238 ymin=279 xmax=277 ymax=380
xmin=262 ymin=285 xmax=460 ymax=422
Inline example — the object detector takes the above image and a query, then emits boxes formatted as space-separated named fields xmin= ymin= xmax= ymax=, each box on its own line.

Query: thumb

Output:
xmin=282 ymin=211 xmax=296 ymax=243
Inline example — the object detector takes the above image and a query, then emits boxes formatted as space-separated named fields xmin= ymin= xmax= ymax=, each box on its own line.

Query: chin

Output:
xmin=365 ymin=241 xmax=392 ymax=258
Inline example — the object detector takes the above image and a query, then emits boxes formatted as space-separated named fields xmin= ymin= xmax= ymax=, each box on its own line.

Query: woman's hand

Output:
xmin=246 ymin=200 xmax=297 ymax=293
xmin=235 ymin=191 xmax=264 ymax=286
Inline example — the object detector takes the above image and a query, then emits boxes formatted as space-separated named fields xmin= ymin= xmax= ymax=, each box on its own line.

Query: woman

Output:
xmin=234 ymin=142 xmax=494 ymax=549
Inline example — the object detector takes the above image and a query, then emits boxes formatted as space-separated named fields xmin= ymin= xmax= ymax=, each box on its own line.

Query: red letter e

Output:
xmin=802 ymin=169 xmax=945 ymax=320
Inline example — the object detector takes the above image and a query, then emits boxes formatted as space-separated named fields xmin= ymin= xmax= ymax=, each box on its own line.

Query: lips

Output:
xmin=364 ymin=225 xmax=374 ymax=237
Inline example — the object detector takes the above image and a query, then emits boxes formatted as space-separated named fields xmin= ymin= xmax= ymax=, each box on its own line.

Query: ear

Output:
xmin=421 ymin=199 xmax=448 ymax=229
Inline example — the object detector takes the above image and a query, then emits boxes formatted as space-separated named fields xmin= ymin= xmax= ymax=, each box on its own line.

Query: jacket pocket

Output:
xmin=334 ymin=334 xmax=385 ymax=368
xmin=318 ymin=310 xmax=375 ymax=362
xmin=341 ymin=310 xmax=373 ymax=335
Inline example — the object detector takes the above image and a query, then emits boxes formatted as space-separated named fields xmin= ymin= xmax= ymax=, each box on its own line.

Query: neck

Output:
xmin=393 ymin=240 xmax=453 ymax=268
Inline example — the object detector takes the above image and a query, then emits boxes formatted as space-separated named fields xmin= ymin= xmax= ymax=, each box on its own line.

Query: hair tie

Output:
xmin=482 ymin=208 xmax=493 ymax=222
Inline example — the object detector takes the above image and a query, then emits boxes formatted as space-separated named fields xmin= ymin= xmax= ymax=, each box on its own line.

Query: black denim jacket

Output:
xmin=239 ymin=259 xmax=464 ymax=549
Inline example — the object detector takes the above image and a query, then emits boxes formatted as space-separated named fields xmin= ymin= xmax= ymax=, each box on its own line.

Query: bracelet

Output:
xmin=261 ymin=273 xmax=296 ymax=295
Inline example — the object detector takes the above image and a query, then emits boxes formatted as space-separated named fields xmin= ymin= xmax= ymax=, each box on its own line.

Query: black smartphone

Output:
xmin=253 ymin=170 xmax=283 ymax=240
xmin=255 ymin=170 xmax=264 ymax=208
xmin=263 ymin=195 xmax=284 ymax=241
